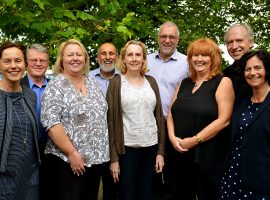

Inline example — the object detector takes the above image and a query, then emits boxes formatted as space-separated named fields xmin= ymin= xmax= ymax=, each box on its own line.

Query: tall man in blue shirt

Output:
xmin=147 ymin=21 xmax=189 ymax=199
xmin=21 ymin=43 xmax=50 ymax=156
xmin=90 ymin=42 xmax=119 ymax=200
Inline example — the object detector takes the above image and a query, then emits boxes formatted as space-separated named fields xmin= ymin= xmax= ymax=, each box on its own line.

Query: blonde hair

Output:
xmin=187 ymin=38 xmax=221 ymax=81
xmin=54 ymin=39 xmax=90 ymax=75
xmin=224 ymin=23 xmax=254 ymax=44
xmin=118 ymin=40 xmax=148 ymax=75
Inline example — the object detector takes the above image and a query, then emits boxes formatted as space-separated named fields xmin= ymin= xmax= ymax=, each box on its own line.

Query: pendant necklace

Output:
xmin=64 ymin=74 xmax=84 ymax=93
xmin=13 ymin=99 xmax=28 ymax=149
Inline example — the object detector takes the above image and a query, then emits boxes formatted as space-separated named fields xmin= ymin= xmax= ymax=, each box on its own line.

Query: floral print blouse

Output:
xmin=41 ymin=73 xmax=109 ymax=167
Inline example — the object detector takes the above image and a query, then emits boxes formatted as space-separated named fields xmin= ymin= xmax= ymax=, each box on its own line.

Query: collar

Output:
xmin=155 ymin=49 xmax=178 ymax=61
xmin=92 ymin=68 xmax=120 ymax=78
xmin=28 ymin=76 xmax=48 ymax=88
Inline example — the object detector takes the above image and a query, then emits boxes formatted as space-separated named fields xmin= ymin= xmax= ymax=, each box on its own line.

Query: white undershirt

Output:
xmin=121 ymin=75 xmax=158 ymax=147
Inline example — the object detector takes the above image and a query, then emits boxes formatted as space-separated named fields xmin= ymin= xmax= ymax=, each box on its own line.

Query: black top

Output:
xmin=171 ymin=75 xmax=230 ymax=186
xmin=223 ymin=61 xmax=251 ymax=97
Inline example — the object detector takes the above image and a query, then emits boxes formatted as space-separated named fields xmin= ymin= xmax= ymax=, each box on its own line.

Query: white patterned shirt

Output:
xmin=121 ymin=75 xmax=158 ymax=147
xmin=41 ymin=74 xmax=109 ymax=166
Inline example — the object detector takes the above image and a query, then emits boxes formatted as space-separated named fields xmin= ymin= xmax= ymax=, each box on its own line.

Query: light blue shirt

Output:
xmin=28 ymin=77 xmax=48 ymax=143
xmin=147 ymin=50 xmax=188 ymax=118
xmin=90 ymin=68 xmax=120 ymax=96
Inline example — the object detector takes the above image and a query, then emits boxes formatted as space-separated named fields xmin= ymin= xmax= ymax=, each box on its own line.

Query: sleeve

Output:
xmin=41 ymin=80 xmax=64 ymax=131
xmin=106 ymin=78 xmax=119 ymax=162
xmin=149 ymin=76 xmax=166 ymax=155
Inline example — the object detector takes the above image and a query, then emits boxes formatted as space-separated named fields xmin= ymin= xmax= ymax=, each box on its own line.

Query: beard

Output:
xmin=100 ymin=63 xmax=115 ymax=73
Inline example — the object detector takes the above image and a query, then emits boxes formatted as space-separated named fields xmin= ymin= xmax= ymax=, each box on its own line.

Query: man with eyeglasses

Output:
xmin=147 ymin=21 xmax=188 ymax=200
xmin=223 ymin=23 xmax=254 ymax=95
xmin=21 ymin=43 xmax=50 ymax=156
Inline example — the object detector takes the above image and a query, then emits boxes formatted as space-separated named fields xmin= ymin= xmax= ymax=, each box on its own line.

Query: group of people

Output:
xmin=0 ymin=20 xmax=270 ymax=200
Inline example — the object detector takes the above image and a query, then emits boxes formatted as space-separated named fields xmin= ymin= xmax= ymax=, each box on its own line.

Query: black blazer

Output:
xmin=229 ymin=92 xmax=270 ymax=194
xmin=21 ymin=75 xmax=50 ymax=87
xmin=21 ymin=75 xmax=30 ymax=87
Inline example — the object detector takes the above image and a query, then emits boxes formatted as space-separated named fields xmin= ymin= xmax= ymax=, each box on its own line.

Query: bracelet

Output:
xmin=195 ymin=134 xmax=202 ymax=143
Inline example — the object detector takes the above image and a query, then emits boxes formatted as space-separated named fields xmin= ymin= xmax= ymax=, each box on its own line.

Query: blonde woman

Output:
xmin=107 ymin=40 xmax=165 ymax=200
xmin=41 ymin=39 xmax=109 ymax=200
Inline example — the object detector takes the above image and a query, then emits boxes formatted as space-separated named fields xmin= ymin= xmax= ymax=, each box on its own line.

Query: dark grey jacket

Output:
xmin=0 ymin=85 xmax=40 ymax=173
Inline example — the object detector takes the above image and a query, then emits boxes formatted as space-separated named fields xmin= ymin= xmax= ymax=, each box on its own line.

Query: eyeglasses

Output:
xmin=27 ymin=58 xmax=48 ymax=65
xmin=158 ymin=35 xmax=178 ymax=41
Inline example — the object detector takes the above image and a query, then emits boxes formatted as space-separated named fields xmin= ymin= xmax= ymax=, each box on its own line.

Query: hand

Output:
xmin=110 ymin=161 xmax=120 ymax=183
xmin=67 ymin=150 xmax=86 ymax=176
xmin=155 ymin=155 xmax=164 ymax=173
xmin=180 ymin=137 xmax=197 ymax=150
xmin=170 ymin=136 xmax=189 ymax=153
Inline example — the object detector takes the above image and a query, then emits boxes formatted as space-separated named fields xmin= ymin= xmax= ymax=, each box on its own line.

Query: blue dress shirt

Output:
xmin=28 ymin=77 xmax=48 ymax=143
xmin=90 ymin=68 xmax=120 ymax=96
xmin=147 ymin=50 xmax=188 ymax=118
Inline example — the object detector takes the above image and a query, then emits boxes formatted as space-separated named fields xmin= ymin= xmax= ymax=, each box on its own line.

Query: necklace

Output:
xmin=194 ymin=80 xmax=205 ymax=87
xmin=63 ymin=74 xmax=85 ymax=93
xmin=12 ymin=98 xmax=28 ymax=149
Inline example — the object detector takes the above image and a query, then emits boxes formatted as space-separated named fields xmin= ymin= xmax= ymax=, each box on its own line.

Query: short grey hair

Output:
xmin=224 ymin=23 xmax=254 ymax=44
xmin=27 ymin=43 xmax=48 ymax=56
xmin=158 ymin=21 xmax=180 ymax=37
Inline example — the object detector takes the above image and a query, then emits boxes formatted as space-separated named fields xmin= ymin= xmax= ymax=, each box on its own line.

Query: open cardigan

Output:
xmin=0 ymin=85 xmax=40 ymax=173
xmin=106 ymin=75 xmax=166 ymax=162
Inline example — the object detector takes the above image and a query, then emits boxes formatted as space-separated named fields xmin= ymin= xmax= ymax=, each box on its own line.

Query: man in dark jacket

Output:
xmin=223 ymin=23 xmax=254 ymax=95
xmin=21 ymin=43 xmax=50 ymax=155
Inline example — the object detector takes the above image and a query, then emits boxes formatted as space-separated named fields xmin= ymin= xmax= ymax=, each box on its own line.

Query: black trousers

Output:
xmin=119 ymin=145 xmax=157 ymax=200
xmin=100 ymin=162 xmax=119 ymax=200
xmin=40 ymin=154 xmax=103 ymax=200
xmin=163 ymin=143 xmax=219 ymax=200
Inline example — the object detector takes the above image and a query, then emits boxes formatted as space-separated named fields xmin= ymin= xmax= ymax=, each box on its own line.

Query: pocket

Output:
xmin=30 ymin=163 xmax=39 ymax=186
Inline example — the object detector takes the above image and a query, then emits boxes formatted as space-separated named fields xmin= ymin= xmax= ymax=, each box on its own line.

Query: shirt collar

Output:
xmin=155 ymin=49 xmax=178 ymax=61
xmin=28 ymin=76 xmax=48 ymax=88
xmin=93 ymin=68 xmax=120 ymax=78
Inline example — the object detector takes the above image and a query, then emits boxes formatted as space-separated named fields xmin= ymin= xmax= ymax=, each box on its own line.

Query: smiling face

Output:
xmin=226 ymin=26 xmax=253 ymax=61
xmin=124 ymin=44 xmax=144 ymax=74
xmin=158 ymin=24 xmax=179 ymax=60
xmin=98 ymin=43 xmax=117 ymax=73
xmin=27 ymin=48 xmax=49 ymax=80
xmin=0 ymin=47 xmax=26 ymax=85
xmin=244 ymin=55 xmax=267 ymax=89
xmin=62 ymin=44 xmax=86 ymax=77
xmin=191 ymin=54 xmax=211 ymax=75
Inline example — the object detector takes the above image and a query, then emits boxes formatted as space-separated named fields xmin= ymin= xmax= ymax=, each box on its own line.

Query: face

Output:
xmin=27 ymin=48 xmax=49 ymax=79
xmin=244 ymin=56 xmax=267 ymax=88
xmin=124 ymin=44 xmax=144 ymax=73
xmin=158 ymin=25 xmax=179 ymax=59
xmin=226 ymin=26 xmax=253 ymax=61
xmin=98 ymin=43 xmax=117 ymax=73
xmin=0 ymin=47 xmax=25 ymax=84
xmin=191 ymin=54 xmax=211 ymax=75
xmin=62 ymin=44 xmax=86 ymax=76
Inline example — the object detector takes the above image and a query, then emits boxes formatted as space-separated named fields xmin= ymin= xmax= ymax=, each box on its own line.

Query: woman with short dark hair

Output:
xmin=0 ymin=42 xmax=40 ymax=200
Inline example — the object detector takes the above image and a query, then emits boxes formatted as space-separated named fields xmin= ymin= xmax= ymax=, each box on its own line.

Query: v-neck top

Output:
xmin=171 ymin=74 xmax=227 ymax=186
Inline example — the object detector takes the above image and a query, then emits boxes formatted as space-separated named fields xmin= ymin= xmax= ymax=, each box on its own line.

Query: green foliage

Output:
xmin=0 ymin=0 xmax=269 ymax=68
